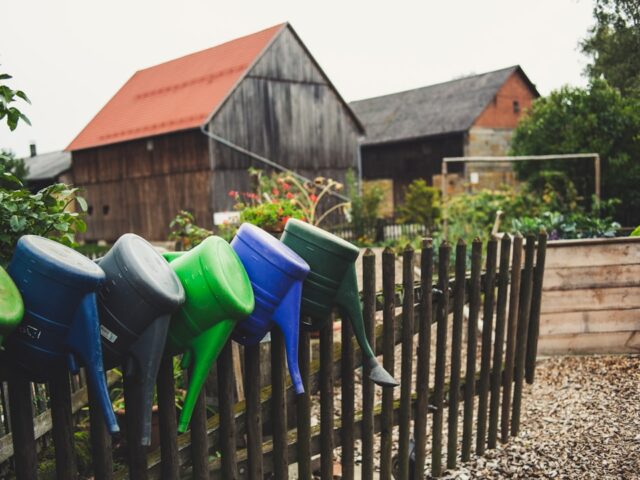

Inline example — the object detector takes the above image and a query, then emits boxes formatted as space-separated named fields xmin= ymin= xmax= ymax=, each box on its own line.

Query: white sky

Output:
xmin=1 ymin=0 xmax=595 ymax=158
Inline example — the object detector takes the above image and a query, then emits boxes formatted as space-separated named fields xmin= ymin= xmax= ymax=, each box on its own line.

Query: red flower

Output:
xmin=310 ymin=194 xmax=318 ymax=203
xmin=228 ymin=190 xmax=238 ymax=198
xmin=286 ymin=192 xmax=294 ymax=199
xmin=282 ymin=182 xmax=290 ymax=191
xmin=272 ymin=188 xmax=280 ymax=196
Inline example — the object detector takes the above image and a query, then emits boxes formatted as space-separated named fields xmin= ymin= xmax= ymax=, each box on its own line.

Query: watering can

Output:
xmin=280 ymin=219 xmax=398 ymax=387
xmin=96 ymin=233 xmax=185 ymax=445
xmin=4 ymin=235 xmax=119 ymax=433
xmin=231 ymin=223 xmax=309 ymax=394
xmin=163 ymin=236 xmax=254 ymax=432
xmin=0 ymin=266 xmax=24 ymax=348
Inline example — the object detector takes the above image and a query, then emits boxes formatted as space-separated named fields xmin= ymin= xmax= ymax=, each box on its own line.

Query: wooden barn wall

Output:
xmin=208 ymin=27 xmax=361 ymax=213
xmin=71 ymin=130 xmax=211 ymax=241
xmin=537 ymin=237 xmax=640 ymax=355
xmin=360 ymin=133 xmax=464 ymax=208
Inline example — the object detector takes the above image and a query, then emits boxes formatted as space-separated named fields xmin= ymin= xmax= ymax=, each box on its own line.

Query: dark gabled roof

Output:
xmin=350 ymin=65 xmax=538 ymax=146
xmin=23 ymin=150 xmax=71 ymax=181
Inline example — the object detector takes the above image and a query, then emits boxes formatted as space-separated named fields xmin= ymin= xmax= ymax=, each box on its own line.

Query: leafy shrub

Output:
xmin=397 ymin=179 xmax=441 ymax=232
xmin=345 ymin=170 xmax=384 ymax=243
xmin=0 ymin=149 xmax=28 ymax=188
xmin=169 ymin=210 xmax=212 ymax=250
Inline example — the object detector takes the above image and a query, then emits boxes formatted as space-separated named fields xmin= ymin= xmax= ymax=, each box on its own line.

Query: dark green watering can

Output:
xmin=281 ymin=219 xmax=398 ymax=387
xmin=163 ymin=236 xmax=254 ymax=432
xmin=0 ymin=266 xmax=23 ymax=348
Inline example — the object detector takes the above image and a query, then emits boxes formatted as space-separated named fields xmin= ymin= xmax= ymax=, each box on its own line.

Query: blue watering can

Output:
xmin=5 ymin=235 xmax=119 ymax=434
xmin=96 ymin=234 xmax=185 ymax=445
xmin=231 ymin=223 xmax=310 ymax=394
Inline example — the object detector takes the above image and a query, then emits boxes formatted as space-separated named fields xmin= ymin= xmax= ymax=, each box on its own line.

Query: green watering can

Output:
xmin=163 ymin=236 xmax=254 ymax=432
xmin=281 ymin=219 xmax=398 ymax=387
xmin=0 ymin=266 xmax=24 ymax=347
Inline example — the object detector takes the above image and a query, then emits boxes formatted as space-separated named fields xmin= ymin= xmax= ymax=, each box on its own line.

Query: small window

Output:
xmin=87 ymin=205 xmax=94 ymax=216
xmin=513 ymin=100 xmax=520 ymax=113
xmin=102 ymin=205 xmax=110 ymax=216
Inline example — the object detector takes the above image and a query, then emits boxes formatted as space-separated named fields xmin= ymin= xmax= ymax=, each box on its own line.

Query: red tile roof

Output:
xmin=67 ymin=24 xmax=284 ymax=151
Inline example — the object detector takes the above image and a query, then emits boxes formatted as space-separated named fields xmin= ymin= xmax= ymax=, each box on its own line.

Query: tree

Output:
xmin=397 ymin=179 xmax=441 ymax=233
xmin=346 ymin=170 xmax=384 ymax=241
xmin=511 ymin=79 xmax=640 ymax=226
xmin=0 ymin=149 xmax=28 ymax=188
xmin=581 ymin=0 xmax=640 ymax=96
xmin=0 ymin=71 xmax=31 ymax=130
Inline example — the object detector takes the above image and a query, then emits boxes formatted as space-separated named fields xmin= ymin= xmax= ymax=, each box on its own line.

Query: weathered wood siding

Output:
xmin=72 ymin=130 xmax=210 ymax=241
xmin=208 ymin=26 xmax=361 ymax=212
xmin=537 ymin=237 xmax=640 ymax=355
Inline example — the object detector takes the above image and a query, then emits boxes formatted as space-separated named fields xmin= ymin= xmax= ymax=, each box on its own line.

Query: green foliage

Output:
xmin=512 ymin=207 xmax=620 ymax=240
xmin=510 ymin=79 xmax=640 ymax=225
xmin=169 ymin=210 xmax=213 ymax=250
xmin=345 ymin=169 xmax=384 ymax=243
xmin=630 ymin=225 xmax=640 ymax=236
xmin=396 ymin=179 xmax=441 ymax=232
xmin=0 ymin=149 xmax=28 ymax=188
xmin=524 ymin=170 xmax=580 ymax=213
xmin=581 ymin=0 xmax=640 ymax=96
xmin=239 ymin=200 xmax=305 ymax=232
xmin=0 ymin=70 xmax=31 ymax=131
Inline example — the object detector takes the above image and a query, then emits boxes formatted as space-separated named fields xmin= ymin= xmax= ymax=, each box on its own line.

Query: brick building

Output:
xmin=350 ymin=66 xmax=539 ymax=209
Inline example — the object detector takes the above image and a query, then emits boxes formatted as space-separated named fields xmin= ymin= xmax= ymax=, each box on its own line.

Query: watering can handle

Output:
xmin=272 ymin=281 xmax=304 ymax=395
xmin=67 ymin=293 xmax=120 ymax=434
xmin=178 ymin=319 xmax=236 ymax=433
xmin=125 ymin=314 xmax=171 ymax=446
xmin=335 ymin=263 xmax=399 ymax=388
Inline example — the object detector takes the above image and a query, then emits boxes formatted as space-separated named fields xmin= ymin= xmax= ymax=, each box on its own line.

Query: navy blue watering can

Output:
xmin=96 ymin=234 xmax=185 ymax=445
xmin=231 ymin=223 xmax=309 ymax=394
xmin=5 ymin=235 xmax=119 ymax=434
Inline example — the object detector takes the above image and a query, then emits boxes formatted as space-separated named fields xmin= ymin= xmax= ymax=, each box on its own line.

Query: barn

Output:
xmin=350 ymin=66 xmax=539 ymax=209
xmin=67 ymin=23 xmax=364 ymax=241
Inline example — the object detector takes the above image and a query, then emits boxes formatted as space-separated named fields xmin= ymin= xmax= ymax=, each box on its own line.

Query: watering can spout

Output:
xmin=67 ymin=293 xmax=120 ymax=434
xmin=273 ymin=281 xmax=304 ymax=394
xmin=126 ymin=315 xmax=172 ymax=445
xmin=335 ymin=264 xmax=398 ymax=388
xmin=178 ymin=319 xmax=236 ymax=432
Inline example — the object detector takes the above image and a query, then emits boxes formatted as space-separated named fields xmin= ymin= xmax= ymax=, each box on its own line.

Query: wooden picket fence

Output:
xmin=3 ymin=232 xmax=547 ymax=479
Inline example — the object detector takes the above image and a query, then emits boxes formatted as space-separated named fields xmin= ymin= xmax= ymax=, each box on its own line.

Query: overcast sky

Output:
xmin=1 ymin=0 xmax=595 ymax=158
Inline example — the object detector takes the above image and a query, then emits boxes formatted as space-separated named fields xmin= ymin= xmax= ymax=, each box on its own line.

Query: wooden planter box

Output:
xmin=537 ymin=236 xmax=640 ymax=355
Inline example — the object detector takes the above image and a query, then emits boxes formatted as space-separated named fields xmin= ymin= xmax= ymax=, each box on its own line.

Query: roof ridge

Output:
xmin=350 ymin=65 xmax=519 ymax=104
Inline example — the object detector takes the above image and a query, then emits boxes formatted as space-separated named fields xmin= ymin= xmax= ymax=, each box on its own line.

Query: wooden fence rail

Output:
xmin=3 ymin=232 xmax=548 ymax=479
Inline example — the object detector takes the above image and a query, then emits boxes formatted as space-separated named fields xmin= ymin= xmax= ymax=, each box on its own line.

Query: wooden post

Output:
xmin=431 ymin=241 xmax=450 ymax=478
xmin=271 ymin=331 xmax=287 ymax=480
xmin=50 ymin=370 xmax=78 ymax=479
xmin=8 ymin=374 xmax=37 ymax=480
xmin=88 ymin=382 xmax=114 ymax=480
xmin=297 ymin=329 xmax=312 ymax=480
xmin=476 ymin=238 xmax=498 ymax=455
xmin=461 ymin=239 xmax=482 ymax=461
xmin=488 ymin=235 xmax=512 ymax=449
xmin=362 ymin=250 xmax=376 ymax=480
xmin=398 ymin=245 xmax=415 ymax=480
xmin=156 ymin=354 xmax=179 ymax=480
xmin=244 ymin=343 xmax=263 ymax=480
xmin=123 ymin=370 xmax=148 ymax=480
xmin=413 ymin=239 xmax=433 ymax=478
xmin=501 ymin=234 xmax=523 ymax=443
xmin=189 ymin=369 xmax=210 ymax=480
xmin=320 ymin=314 xmax=335 ymax=479
xmin=218 ymin=342 xmax=238 ymax=479
xmin=525 ymin=231 xmax=548 ymax=384
xmin=511 ymin=235 xmax=536 ymax=436
xmin=380 ymin=248 xmax=396 ymax=480
xmin=341 ymin=315 xmax=355 ymax=480
xmin=447 ymin=239 xmax=466 ymax=469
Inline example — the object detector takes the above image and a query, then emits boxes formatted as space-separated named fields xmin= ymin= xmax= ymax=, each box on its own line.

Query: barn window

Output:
xmin=88 ymin=205 xmax=94 ymax=216
xmin=513 ymin=100 xmax=520 ymax=113
xmin=102 ymin=205 xmax=110 ymax=215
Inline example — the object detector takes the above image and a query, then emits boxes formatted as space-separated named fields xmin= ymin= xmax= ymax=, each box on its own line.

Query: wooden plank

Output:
xmin=543 ymin=263 xmax=640 ymax=290
xmin=244 ymin=344 xmax=263 ymax=480
xmin=8 ymin=374 xmax=37 ymax=480
xmin=398 ymin=246 xmax=415 ymax=480
xmin=49 ymin=371 xmax=78 ymax=480
xmin=189 ymin=370 xmax=210 ymax=480
xmin=340 ymin=316 xmax=355 ymax=480
xmin=447 ymin=240 xmax=466 ymax=469
xmin=476 ymin=238 xmax=498 ymax=455
xmin=296 ymin=330 xmax=311 ymax=480
xmin=218 ymin=342 xmax=238 ymax=479
xmin=88 ymin=383 xmax=114 ymax=480
xmin=413 ymin=239 xmax=432 ymax=478
xmin=361 ymin=250 xmax=376 ymax=480
xmin=320 ymin=315 xmax=335 ymax=480
xmin=539 ymin=309 xmax=640 ymax=336
xmin=124 ymin=371 xmax=148 ymax=479
xmin=431 ymin=242 xmax=450 ymax=478
xmin=543 ymin=239 xmax=640 ymax=269
xmin=271 ymin=331 xmax=287 ymax=480
xmin=488 ymin=235 xmax=512 ymax=449
xmin=380 ymin=248 xmax=396 ymax=480
xmin=540 ymin=286 xmax=640 ymax=314
xmin=462 ymin=239 xmax=483 ymax=462
xmin=156 ymin=354 xmax=179 ymax=480
xmin=537 ymin=331 xmax=640 ymax=355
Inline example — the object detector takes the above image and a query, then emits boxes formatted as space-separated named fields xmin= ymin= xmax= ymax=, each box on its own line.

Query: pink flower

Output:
xmin=272 ymin=188 xmax=280 ymax=196
xmin=310 ymin=194 xmax=318 ymax=203
xmin=286 ymin=192 xmax=294 ymax=199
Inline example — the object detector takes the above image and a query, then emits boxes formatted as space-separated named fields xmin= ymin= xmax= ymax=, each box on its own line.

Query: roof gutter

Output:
xmin=199 ymin=124 xmax=350 ymax=202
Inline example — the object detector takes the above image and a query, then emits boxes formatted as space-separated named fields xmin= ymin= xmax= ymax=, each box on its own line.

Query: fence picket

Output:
xmin=526 ymin=231 xmax=548 ymax=384
xmin=462 ymin=239 xmax=483 ymax=461
xmin=341 ymin=313 xmax=355 ymax=480
xmin=380 ymin=248 xmax=396 ymax=480
xmin=271 ymin=330 xmax=287 ymax=480
xmin=244 ymin=343 xmax=263 ymax=480
xmin=156 ymin=354 xmax=179 ymax=479
xmin=431 ymin=241 xmax=451 ymax=478
xmin=188 ymin=368 xmax=209 ymax=479
xmin=362 ymin=249 xmax=376 ymax=480
xmin=320 ymin=315 xmax=335 ymax=479
xmin=297 ymin=330 xmax=312 ymax=480
xmin=123 ymin=370 xmax=148 ymax=479
xmin=50 ymin=371 xmax=78 ymax=480
xmin=8 ymin=374 xmax=37 ymax=480
xmin=488 ymin=235 xmax=512 ymax=449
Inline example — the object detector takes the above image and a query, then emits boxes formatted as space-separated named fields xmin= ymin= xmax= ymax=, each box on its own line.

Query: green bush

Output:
xmin=345 ymin=170 xmax=384 ymax=243
xmin=397 ymin=179 xmax=441 ymax=232
xmin=168 ymin=210 xmax=213 ymax=250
